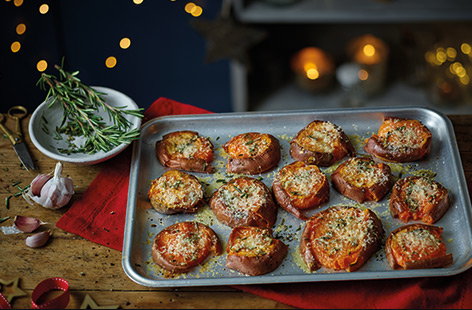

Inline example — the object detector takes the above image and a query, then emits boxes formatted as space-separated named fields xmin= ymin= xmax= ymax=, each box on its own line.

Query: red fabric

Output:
xmin=56 ymin=97 xmax=472 ymax=309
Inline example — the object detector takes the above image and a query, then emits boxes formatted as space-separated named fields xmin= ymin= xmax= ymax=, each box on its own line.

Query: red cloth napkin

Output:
xmin=56 ymin=97 xmax=472 ymax=309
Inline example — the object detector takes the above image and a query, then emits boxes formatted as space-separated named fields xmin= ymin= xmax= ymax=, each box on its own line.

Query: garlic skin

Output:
xmin=27 ymin=162 xmax=74 ymax=209
xmin=25 ymin=230 xmax=51 ymax=248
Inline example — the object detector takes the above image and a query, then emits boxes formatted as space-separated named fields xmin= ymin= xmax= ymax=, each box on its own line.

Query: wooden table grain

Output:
xmin=1 ymin=115 xmax=471 ymax=309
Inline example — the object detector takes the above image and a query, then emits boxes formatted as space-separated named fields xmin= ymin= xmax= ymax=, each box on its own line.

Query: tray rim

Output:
xmin=122 ymin=105 xmax=472 ymax=287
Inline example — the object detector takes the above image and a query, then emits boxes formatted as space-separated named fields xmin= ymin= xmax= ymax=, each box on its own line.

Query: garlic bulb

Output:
xmin=27 ymin=162 xmax=74 ymax=209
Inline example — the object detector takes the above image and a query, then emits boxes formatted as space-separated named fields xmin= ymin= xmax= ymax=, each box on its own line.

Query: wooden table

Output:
xmin=1 ymin=115 xmax=471 ymax=309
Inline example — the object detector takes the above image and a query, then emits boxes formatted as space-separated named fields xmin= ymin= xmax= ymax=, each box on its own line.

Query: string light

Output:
xmin=461 ymin=43 xmax=471 ymax=55
xmin=16 ymin=23 xmax=26 ymax=35
xmin=191 ymin=5 xmax=203 ymax=17
xmin=36 ymin=60 xmax=48 ymax=72
xmin=446 ymin=47 xmax=457 ymax=60
xmin=13 ymin=0 xmax=23 ymax=7
xmin=184 ymin=2 xmax=196 ymax=13
xmin=39 ymin=4 xmax=49 ymax=14
xmin=105 ymin=56 xmax=117 ymax=68
xmin=460 ymin=75 xmax=470 ymax=85
xmin=10 ymin=41 xmax=21 ymax=53
xmin=133 ymin=0 xmax=143 ymax=4
xmin=119 ymin=37 xmax=131 ymax=49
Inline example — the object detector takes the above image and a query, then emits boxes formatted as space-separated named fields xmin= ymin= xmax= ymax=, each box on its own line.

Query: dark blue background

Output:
xmin=0 ymin=0 xmax=232 ymax=113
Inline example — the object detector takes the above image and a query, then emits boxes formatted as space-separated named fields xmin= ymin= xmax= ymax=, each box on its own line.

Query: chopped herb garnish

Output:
xmin=5 ymin=196 xmax=12 ymax=209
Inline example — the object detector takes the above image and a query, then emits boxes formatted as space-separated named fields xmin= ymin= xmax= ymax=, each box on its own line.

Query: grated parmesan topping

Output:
xmin=151 ymin=172 xmax=202 ymax=209
xmin=162 ymin=227 xmax=207 ymax=265
xmin=225 ymin=133 xmax=271 ymax=158
xmin=405 ymin=177 xmax=440 ymax=211
xmin=229 ymin=228 xmax=273 ymax=256
xmin=380 ymin=120 xmax=429 ymax=151
xmin=295 ymin=121 xmax=342 ymax=153
xmin=393 ymin=228 xmax=442 ymax=260
xmin=314 ymin=208 xmax=377 ymax=256
xmin=166 ymin=132 xmax=210 ymax=159
xmin=340 ymin=158 xmax=389 ymax=188
xmin=218 ymin=179 xmax=267 ymax=219
xmin=279 ymin=165 xmax=325 ymax=197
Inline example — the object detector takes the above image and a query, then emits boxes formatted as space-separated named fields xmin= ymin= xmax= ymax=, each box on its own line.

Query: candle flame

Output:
xmin=306 ymin=68 xmax=320 ymax=80
xmin=363 ymin=44 xmax=376 ymax=57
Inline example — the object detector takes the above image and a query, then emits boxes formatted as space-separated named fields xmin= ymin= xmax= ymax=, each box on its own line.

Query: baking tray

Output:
xmin=122 ymin=106 xmax=472 ymax=287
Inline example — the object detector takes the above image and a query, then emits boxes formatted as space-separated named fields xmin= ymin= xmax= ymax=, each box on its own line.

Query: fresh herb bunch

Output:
xmin=37 ymin=64 xmax=143 ymax=154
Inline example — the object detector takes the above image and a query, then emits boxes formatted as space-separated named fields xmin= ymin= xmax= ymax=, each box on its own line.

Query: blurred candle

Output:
xmin=347 ymin=34 xmax=389 ymax=96
xmin=291 ymin=47 xmax=335 ymax=92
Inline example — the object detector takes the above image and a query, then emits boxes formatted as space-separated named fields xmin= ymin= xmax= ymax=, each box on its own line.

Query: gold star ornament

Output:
xmin=0 ymin=277 xmax=27 ymax=303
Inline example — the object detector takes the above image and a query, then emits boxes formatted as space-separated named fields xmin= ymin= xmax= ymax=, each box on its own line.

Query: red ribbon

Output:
xmin=0 ymin=294 xmax=11 ymax=310
xmin=0 ymin=278 xmax=70 ymax=309
xmin=31 ymin=278 xmax=70 ymax=309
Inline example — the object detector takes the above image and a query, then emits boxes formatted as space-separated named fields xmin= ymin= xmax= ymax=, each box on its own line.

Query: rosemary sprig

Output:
xmin=37 ymin=63 xmax=143 ymax=154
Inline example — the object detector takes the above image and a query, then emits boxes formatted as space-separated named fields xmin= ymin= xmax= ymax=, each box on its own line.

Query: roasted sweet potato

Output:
xmin=226 ymin=226 xmax=288 ymax=276
xmin=300 ymin=206 xmax=384 ymax=272
xmin=290 ymin=120 xmax=355 ymax=167
xmin=385 ymin=223 xmax=453 ymax=270
xmin=389 ymin=176 xmax=450 ymax=224
xmin=148 ymin=170 xmax=204 ymax=214
xmin=223 ymin=132 xmax=281 ymax=174
xmin=152 ymin=221 xmax=222 ymax=273
xmin=210 ymin=177 xmax=277 ymax=228
xmin=331 ymin=157 xmax=393 ymax=203
xmin=364 ymin=117 xmax=432 ymax=162
xmin=156 ymin=130 xmax=214 ymax=173
xmin=272 ymin=161 xmax=329 ymax=220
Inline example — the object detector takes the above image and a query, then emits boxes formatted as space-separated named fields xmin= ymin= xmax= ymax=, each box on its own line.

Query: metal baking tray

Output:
xmin=122 ymin=106 xmax=472 ymax=287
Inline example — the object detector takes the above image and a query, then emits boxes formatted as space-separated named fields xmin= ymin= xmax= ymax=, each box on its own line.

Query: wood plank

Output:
xmin=9 ymin=290 xmax=293 ymax=309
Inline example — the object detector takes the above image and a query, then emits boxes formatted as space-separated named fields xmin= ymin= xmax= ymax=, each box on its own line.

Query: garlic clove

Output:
xmin=30 ymin=174 xmax=53 ymax=196
xmin=25 ymin=230 xmax=51 ymax=248
xmin=14 ymin=216 xmax=44 ymax=233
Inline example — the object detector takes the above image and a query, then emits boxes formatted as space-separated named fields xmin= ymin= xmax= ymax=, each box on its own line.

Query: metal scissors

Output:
xmin=0 ymin=106 xmax=37 ymax=170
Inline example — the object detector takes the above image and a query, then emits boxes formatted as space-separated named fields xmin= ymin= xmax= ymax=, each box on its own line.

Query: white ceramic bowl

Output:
xmin=29 ymin=86 xmax=142 ymax=165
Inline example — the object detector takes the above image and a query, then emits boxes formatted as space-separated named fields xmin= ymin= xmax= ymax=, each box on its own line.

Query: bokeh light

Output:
xmin=185 ymin=2 xmax=195 ymax=13
xmin=13 ymin=0 xmax=23 ymax=7
xmin=133 ymin=0 xmax=144 ymax=4
xmin=461 ymin=43 xmax=471 ymax=55
xmin=16 ymin=23 xmax=26 ymax=35
xmin=10 ymin=41 xmax=21 ymax=53
xmin=119 ymin=37 xmax=131 ymax=49
xmin=358 ymin=69 xmax=369 ymax=80
xmin=39 ymin=4 xmax=49 ymax=14
xmin=191 ymin=5 xmax=202 ymax=17
xmin=105 ymin=56 xmax=117 ymax=68
xmin=36 ymin=60 xmax=48 ymax=72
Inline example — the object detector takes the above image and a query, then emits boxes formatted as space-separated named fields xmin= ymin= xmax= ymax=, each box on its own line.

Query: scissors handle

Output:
xmin=7 ymin=106 xmax=28 ymax=138
xmin=0 ymin=118 xmax=19 ymax=145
